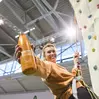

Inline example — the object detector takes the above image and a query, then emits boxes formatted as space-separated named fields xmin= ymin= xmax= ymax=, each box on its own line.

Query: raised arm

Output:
xmin=15 ymin=44 xmax=52 ymax=79
xmin=15 ymin=34 xmax=51 ymax=79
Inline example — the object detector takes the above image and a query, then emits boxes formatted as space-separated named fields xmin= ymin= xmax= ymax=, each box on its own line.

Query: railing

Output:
xmin=0 ymin=41 xmax=87 ymax=76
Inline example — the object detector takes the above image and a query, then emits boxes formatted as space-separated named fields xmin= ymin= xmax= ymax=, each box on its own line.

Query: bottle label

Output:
xmin=21 ymin=50 xmax=33 ymax=62
xmin=22 ymin=50 xmax=32 ymax=56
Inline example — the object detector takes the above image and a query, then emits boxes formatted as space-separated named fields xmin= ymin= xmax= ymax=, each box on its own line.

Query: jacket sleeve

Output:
xmin=32 ymin=56 xmax=52 ymax=79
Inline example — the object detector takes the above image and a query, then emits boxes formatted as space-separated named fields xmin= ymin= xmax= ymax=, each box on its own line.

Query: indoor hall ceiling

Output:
xmin=0 ymin=0 xmax=76 ymax=61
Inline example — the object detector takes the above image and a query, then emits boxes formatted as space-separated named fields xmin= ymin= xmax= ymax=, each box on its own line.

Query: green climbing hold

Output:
xmin=89 ymin=0 xmax=92 ymax=2
xmin=92 ymin=48 xmax=95 ymax=52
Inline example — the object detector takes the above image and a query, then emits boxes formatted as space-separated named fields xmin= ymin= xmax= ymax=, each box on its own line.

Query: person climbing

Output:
xmin=15 ymin=40 xmax=93 ymax=99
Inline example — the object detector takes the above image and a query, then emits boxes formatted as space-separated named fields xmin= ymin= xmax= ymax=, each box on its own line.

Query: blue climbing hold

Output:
xmin=88 ymin=35 xmax=92 ymax=40
xmin=88 ymin=15 xmax=92 ymax=18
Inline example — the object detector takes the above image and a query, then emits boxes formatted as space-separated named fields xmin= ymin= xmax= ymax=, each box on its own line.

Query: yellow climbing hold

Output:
xmin=93 ymin=35 xmax=97 ymax=40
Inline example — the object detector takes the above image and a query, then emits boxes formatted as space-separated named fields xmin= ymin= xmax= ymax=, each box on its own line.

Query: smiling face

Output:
xmin=43 ymin=44 xmax=57 ymax=63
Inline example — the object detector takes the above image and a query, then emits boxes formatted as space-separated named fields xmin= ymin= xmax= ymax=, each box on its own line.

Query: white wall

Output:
xmin=0 ymin=90 xmax=54 ymax=99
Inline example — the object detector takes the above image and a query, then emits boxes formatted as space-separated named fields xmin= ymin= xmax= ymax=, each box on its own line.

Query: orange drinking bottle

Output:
xmin=18 ymin=34 xmax=36 ymax=75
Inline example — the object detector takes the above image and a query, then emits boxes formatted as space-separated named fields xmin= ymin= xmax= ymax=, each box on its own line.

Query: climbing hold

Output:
xmin=88 ymin=15 xmax=92 ymax=18
xmin=77 ymin=0 xmax=80 ymax=2
xmin=88 ymin=35 xmax=92 ymax=40
xmin=97 ymin=4 xmax=99 ymax=9
xmin=88 ymin=0 xmax=92 ymax=2
xmin=93 ymin=65 xmax=98 ymax=70
xmin=92 ymin=48 xmax=95 ymax=52
xmin=84 ymin=25 xmax=87 ymax=29
xmin=79 ymin=10 xmax=82 ymax=13
xmin=93 ymin=35 xmax=97 ymax=40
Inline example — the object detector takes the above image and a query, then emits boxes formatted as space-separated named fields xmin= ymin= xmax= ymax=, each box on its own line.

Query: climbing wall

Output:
xmin=69 ymin=0 xmax=99 ymax=95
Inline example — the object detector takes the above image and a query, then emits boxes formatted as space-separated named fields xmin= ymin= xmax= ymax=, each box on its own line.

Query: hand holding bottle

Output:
xmin=15 ymin=34 xmax=36 ymax=75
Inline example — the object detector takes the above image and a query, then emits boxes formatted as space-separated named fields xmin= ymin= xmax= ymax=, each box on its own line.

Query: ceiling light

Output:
xmin=15 ymin=35 xmax=19 ymax=38
xmin=67 ymin=27 xmax=76 ymax=38
xmin=0 ymin=19 xmax=4 ymax=25
xmin=50 ymin=37 xmax=55 ymax=43
xmin=15 ymin=27 xmax=35 ymax=38
xmin=0 ymin=0 xmax=2 ymax=3
xmin=24 ymin=27 xmax=35 ymax=34
xmin=63 ymin=26 xmax=76 ymax=42
xmin=24 ymin=30 xmax=29 ymax=34
xmin=30 ymin=27 xmax=35 ymax=31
